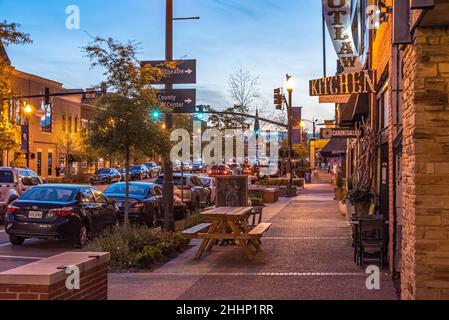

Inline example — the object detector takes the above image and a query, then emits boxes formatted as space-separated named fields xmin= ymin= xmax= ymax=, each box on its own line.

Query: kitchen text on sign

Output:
xmin=309 ymin=70 xmax=376 ymax=97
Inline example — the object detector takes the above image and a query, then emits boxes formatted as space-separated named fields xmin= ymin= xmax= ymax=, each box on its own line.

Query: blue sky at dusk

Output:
xmin=0 ymin=0 xmax=338 ymax=129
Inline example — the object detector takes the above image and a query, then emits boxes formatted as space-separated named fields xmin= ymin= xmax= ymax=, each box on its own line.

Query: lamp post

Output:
xmin=24 ymin=104 xmax=33 ymax=168
xmin=286 ymin=74 xmax=296 ymax=197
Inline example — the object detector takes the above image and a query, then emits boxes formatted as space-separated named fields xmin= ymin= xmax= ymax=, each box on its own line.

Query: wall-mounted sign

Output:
xmin=323 ymin=0 xmax=362 ymax=71
xmin=309 ymin=70 xmax=377 ymax=97
xmin=157 ymin=89 xmax=196 ymax=113
xmin=319 ymin=94 xmax=351 ymax=104
xmin=321 ymin=128 xmax=358 ymax=139
xmin=141 ymin=59 xmax=196 ymax=84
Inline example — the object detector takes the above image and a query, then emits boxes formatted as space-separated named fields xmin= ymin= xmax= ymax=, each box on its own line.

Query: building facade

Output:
xmin=314 ymin=0 xmax=449 ymax=299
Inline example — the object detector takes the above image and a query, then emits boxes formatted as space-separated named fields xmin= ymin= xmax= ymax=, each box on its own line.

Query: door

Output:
xmin=80 ymin=188 xmax=100 ymax=234
xmin=91 ymin=188 xmax=115 ymax=229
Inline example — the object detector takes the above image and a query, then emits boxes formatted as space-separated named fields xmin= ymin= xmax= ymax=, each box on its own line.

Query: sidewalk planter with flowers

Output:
xmin=347 ymin=188 xmax=373 ymax=217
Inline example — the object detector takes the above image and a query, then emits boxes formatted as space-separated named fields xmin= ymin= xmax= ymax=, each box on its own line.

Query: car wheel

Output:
xmin=9 ymin=235 xmax=25 ymax=246
xmin=73 ymin=223 xmax=89 ymax=248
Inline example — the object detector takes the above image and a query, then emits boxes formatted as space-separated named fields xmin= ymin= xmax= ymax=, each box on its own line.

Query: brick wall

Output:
xmin=401 ymin=26 xmax=449 ymax=300
xmin=0 ymin=252 xmax=109 ymax=301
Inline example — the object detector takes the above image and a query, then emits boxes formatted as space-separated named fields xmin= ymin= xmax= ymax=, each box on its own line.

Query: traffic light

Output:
xmin=195 ymin=106 xmax=205 ymax=121
xmin=44 ymin=87 xmax=50 ymax=105
xmin=274 ymin=88 xmax=283 ymax=110
xmin=151 ymin=109 xmax=161 ymax=120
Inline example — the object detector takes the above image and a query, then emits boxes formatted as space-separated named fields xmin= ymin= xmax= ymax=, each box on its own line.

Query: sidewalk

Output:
xmin=109 ymin=174 xmax=398 ymax=300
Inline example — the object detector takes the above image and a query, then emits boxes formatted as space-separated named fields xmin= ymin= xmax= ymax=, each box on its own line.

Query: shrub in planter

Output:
xmin=136 ymin=246 xmax=163 ymax=267
xmin=347 ymin=188 xmax=373 ymax=216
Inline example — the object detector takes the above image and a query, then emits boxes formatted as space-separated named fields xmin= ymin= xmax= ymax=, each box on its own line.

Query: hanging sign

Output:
xmin=309 ymin=70 xmax=377 ymax=97
xmin=323 ymin=0 xmax=362 ymax=71
xmin=321 ymin=128 xmax=358 ymax=139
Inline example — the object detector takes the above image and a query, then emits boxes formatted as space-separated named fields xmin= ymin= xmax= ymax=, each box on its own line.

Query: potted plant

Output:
xmin=334 ymin=172 xmax=345 ymax=201
xmin=347 ymin=119 xmax=377 ymax=217
xmin=347 ymin=188 xmax=373 ymax=216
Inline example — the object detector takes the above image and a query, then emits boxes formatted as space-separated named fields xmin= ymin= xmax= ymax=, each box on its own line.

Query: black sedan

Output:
xmin=130 ymin=165 xmax=149 ymax=180
xmin=90 ymin=168 xmax=121 ymax=185
xmin=4 ymin=185 xmax=119 ymax=247
xmin=104 ymin=182 xmax=162 ymax=227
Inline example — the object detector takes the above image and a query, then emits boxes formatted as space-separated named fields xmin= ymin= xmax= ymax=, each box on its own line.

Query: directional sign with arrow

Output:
xmin=157 ymin=89 xmax=196 ymax=113
xmin=141 ymin=59 xmax=196 ymax=85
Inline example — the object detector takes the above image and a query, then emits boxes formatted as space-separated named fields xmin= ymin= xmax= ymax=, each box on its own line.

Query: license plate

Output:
xmin=28 ymin=211 xmax=43 ymax=219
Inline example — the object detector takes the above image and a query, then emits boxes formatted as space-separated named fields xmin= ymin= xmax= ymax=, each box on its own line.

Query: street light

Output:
xmin=23 ymin=103 xmax=33 ymax=168
xmin=285 ymin=74 xmax=295 ymax=197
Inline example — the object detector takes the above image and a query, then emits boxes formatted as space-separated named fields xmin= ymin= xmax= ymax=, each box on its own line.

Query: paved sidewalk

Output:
xmin=109 ymin=175 xmax=398 ymax=300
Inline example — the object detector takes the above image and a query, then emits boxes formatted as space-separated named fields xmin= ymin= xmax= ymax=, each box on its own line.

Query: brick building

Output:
xmin=314 ymin=0 xmax=449 ymax=299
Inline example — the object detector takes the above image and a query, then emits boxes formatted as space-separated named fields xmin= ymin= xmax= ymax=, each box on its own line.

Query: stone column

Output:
xmin=401 ymin=26 xmax=449 ymax=300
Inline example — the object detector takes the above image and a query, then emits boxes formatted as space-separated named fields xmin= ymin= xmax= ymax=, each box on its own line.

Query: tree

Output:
xmin=228 ymin=66 xmax=260 ymax=114
xmin=83 ymin=37 xmax=170 ymax=227
xmin=55 ymin=126 xmax=85 ymax=177
xmin=0 ymin=21 xmax=31 ymax=162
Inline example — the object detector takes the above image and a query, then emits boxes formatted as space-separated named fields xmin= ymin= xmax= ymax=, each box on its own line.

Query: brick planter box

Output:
xmin=0 ymin=252 xmax=110 ymax=300
xmin=263 ymin=188 xmax=279 ymax=203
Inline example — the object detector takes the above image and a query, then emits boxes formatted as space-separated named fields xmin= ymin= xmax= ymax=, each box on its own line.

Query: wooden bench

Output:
xmin=182 ymin=223 xmax=212 ymax=238
xmin=249 ymin=223 xmax=272 ymax=239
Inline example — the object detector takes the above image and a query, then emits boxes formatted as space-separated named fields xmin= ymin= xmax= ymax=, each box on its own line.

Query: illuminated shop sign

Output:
xmin=309 ymin=70 xmax=377 ymax=96
xmin=323 ymin=0 xmax=362 ymax=71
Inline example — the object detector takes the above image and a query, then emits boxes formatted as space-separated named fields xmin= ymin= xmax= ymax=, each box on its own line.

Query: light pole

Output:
xmin=286 ymin=74 xmax=296 ymax=197
xmin=24 ymin=103 xmax=33 ymax=168
xmin=163 ymin=0 xmax=199 ymax=232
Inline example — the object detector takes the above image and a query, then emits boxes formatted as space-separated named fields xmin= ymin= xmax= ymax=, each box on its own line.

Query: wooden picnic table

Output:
xmin=183 ymin=207 xmax=271 ymax=260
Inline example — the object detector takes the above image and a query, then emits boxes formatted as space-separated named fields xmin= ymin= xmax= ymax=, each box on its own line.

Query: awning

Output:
xmin=320 ymin=138 xmax=348 ymax=158
xmin=338 ymin=93 xmax=370 ymax=126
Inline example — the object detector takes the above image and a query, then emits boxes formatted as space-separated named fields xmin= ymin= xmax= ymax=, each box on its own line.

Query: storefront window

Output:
xmin=40 ymin=101 xmax=52 ymax=133
xmin=48 ymin=152 xmax=53 ymax=176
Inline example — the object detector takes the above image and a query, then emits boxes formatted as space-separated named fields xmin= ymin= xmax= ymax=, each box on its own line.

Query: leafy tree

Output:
xmin=55 ymin=125 xmax=85 ymax=177
xmin=83 ymin=37 xmax=170 ymax=227
xmin=0 ymin=21 xmax=31 ymax=161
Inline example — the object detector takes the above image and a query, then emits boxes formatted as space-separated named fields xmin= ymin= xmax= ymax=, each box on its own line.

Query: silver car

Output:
xmin=0 ymin=167 xmax=43 ymax=224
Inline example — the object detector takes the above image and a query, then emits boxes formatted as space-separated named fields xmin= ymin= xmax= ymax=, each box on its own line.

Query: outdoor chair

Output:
xmin=355 ymin=219 xmax=387 ymax=268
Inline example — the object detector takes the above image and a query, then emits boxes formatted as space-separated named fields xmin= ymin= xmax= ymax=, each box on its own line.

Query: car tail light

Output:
xmin=50 ymin=207 xmax=75 ymax=217
xmin=6 ymin=205 xmax=20 ymax=215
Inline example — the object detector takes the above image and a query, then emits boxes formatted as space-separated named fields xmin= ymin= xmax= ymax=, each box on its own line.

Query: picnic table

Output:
xmin=182 ymin=207 xmax=271 ymax=260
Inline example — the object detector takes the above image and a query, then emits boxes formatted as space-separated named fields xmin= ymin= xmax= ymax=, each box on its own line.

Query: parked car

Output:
xmin=208 ymin=164 xmax=232 ymax=177
xmin=241 ymin=164 xmax=253 ymax=175
xmin=4 ymin=185 xmax=119 ymax=247
xmin=182 ymin=161 xmax=193 ymax=173
xmin=118 ymin=168 xmax=130 ymax=181
xmin=155 ymin=174 xmax=211 ymax=210
xmin=0 ymin=167 xmax=43 ymax=224
xmin=130 ymin=164 xmax=149 ymax=180
xmin=192 ymin=159 xmax=206 ymax=173
xmin=199 ymin=177 xmax=217 ymax=206
xmin=144 ymin=162 xmax=162 ymax=178
xmin=89 ymin=168 xmax=121 ymax=185
xmin=104 ymin=182 xmax=162 ymax=227
xmin=173 ymin=160 xmax=182 ymax=173
xmin=227 ymin=163 xmax=243 ymax=175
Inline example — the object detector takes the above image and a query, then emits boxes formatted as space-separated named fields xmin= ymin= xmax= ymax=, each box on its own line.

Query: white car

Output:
xmin=200 ymin=177 xmax=216 ymax=205
xmin=0 ymin=167 xmax=43 ymax=224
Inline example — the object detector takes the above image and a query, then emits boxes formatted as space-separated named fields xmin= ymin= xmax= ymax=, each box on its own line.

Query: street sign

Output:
xmin=141 ymin=59 xmax=196 ymax=84
xmin=321 ymin=128 xmax=358 ymax=139
xmin=157 ymin=89 xmax=196 ymax=113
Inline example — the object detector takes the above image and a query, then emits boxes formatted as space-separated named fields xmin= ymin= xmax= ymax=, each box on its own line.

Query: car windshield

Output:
xmin=20 ymin=187 xmax=77 ymax=202
xmin=145 ymin=163 xmax=156 ymax=168
xmin=98 ymin=169 xmax=110 ymax=174
xmin=0 ymin=170 xmax=14 ymax=183
xmin=105 ymin=184 xmax=150 ymax=196
xmin=130 ymin=165 xmax=141 ymax=170
xmin=193 ymin=160 xmax=203 ymax=164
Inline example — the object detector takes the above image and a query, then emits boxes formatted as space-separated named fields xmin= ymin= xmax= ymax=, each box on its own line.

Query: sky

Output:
xmin=0 ymin=0 xmax=338 ymax=130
